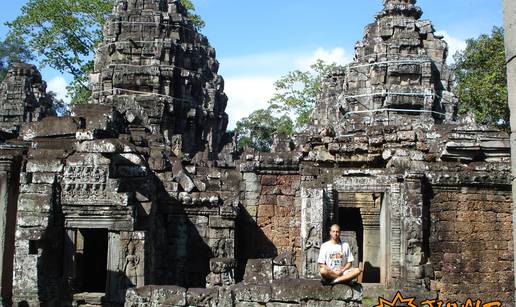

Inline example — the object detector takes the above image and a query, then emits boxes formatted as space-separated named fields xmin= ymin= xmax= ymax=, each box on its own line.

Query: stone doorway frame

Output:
xmin=301 ymin=175 xmax=404 ymax=288
xmin=63 ymin=219 xmax=143 ymax=305
xmin=333 ymin=176 xmax=404 ymax=287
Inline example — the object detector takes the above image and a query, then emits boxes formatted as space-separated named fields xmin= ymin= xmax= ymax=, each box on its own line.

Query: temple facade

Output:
xmin=0 ymin=0 xmax=513 ymax=306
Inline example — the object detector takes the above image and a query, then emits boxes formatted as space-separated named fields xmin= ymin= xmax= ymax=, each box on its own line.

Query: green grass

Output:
xmin=362 ymin=297 xmax=376 ymax=307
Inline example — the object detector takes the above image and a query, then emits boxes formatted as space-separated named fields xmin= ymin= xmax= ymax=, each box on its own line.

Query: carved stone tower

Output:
xmin=0 ymin=63 xmax=54 ymax=138
xmin=91 ymin=0 xmax=229 ymax=157
xmin=312 ymin=0 xmax=458 ymax=131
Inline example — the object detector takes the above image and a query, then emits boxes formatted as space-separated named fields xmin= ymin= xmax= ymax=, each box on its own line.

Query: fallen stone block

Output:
xmin=20 ymin=117 xmax=81 ymax=140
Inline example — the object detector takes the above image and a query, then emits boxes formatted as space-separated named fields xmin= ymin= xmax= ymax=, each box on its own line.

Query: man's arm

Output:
xmin=341 ymin=261 xmax=352 ymax=271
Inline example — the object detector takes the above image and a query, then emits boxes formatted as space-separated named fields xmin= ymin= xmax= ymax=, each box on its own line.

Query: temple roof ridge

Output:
xmin=379 ymin=0 xmax=422 ymax=20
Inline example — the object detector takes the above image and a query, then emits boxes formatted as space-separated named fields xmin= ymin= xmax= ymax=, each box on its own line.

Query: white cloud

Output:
xmin=47 ymin=76 xmax=70 ymax=103
xmin=296 ymin=47 xmax=352 ymax=69
xmin=224 ymin=76 xmax=277 ymax=129
xmin=435 ymin=31 xmax=467 ymax=63
xmin=222 ymin=47 xmax=351 ymax=129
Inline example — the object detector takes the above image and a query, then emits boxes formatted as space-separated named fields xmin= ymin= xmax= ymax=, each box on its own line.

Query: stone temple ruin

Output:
xmin=0 ymin=0 xmax=513 ymax=306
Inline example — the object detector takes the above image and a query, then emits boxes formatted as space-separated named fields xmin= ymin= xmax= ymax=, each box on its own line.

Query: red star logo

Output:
xmin=374 ymin=291 xmax=418 ymax=307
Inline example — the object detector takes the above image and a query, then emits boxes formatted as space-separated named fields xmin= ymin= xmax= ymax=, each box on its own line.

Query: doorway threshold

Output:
xmin=73 ymin=292 xmax=105 ymax=306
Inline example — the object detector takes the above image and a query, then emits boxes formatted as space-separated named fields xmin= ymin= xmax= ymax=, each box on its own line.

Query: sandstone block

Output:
xmin=20 ymin=117 xmax=81 ymax=140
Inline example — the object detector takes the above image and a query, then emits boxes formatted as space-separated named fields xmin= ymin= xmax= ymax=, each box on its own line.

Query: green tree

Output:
xmin=234 ymin=108 xmax=293 ymax=152
xmin=0 ymin=36 xmax=34 ymax=81
xmin=235 ymin=60 xmax=338 ymax=151
xmin=6 ymin=0 xmax=203 ymax=104
xmin=452 ymin=27 xmax=508 ymax=129
xmin=269 ymin=60 xmax=337 ymax=128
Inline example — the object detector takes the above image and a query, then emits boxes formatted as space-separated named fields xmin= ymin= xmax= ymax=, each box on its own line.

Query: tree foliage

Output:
xmin=452 ymin=27 xmax=508 ymax=129
xmin=234 ymin=108 xmax=293 ymax=152
xmin=269 ymin=60 xmax=337 ymax=128
xmin=0 ymin=36 xmax=34 ymax=82
xmin=6 ymin=0 xmax=203 ymax=104
xmin=235 ymin=60 xmax=337 ymax=151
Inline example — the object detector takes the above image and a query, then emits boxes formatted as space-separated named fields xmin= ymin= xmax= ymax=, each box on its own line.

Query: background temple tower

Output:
xmin=90 ymin=0 xmax=229 ymax=157
xmin=311 ymin=0 xmax=458 ymax=132
xmin=0 ymin=63 xmax=54 ymax=139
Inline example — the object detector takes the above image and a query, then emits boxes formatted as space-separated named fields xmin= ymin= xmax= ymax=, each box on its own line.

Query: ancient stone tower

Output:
xmin=0 ymin=63 xmax=55 ymax=139
xmin=313 ymin=0 xmax=457 ymax=130
xmin=91 ymin=0 xmax=229 ymax=158
xmin=0 ymin=0 xmax=513 ymax=306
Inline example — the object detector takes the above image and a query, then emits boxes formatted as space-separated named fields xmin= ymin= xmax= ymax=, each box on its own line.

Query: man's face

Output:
xmin=330 ymin=226 xmax=340 ymax=241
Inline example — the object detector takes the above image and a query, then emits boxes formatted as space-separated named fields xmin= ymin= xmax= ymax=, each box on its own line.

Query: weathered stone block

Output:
xmin=26 ymin=159 xmax=63 ymax=173
xmin=75 ymin=139 xmax=128 ymax=153
xmin=125 ymin=287 xmax=151 ymax=307
xmin=244 ymin=259 xmax=273 ymax=284
xmin=151 ymin=286 xmax=186 ymax=306
xmin=18 ymin=193 xmax=52 ymax=213
xmin=271 ymin=279 xmax=333 ymax=302
xmin=19 ymin=183 xmax=53 ymax=195
xmin=232 ymin=283 xmax=272 ymax=303
xmin=209 ymin=216 xmax=235 ymax=229
xmin=31 ymin=172 xmax=56 ymax=184
xmin=331 ymin=284 xmax=361 ymax=301
xmin=243 ymin=172 xmax=259 ymax=182
xmin=210 ymin=258 xmax=236 ymax=274
xmin=69 ymin=104 xmax=117 ymax=131
xmin=17 ymin=214 xmax=49 ymax=228
xmin=186 ymin=288 xmax=219 ymax=307
xmin=273 ymin=265 xmax=299 ymax=280
xmin=20 ymin=117 xmax=81 ymax=140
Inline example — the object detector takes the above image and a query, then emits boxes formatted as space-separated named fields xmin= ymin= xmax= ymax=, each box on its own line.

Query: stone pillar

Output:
xmin=300 ymin=188 xmax=326 ymax=278
xmin=362 ymin=214 xmax=381 ymax=282
xmin=505 ymin=0 xmax=516 ymax=303
xmin=0 ymin=155 xmax=20 ymax=305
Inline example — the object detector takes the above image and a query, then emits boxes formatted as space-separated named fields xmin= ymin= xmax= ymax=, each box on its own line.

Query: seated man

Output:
xmin=318 ymin=224 xmax=362 ymax=284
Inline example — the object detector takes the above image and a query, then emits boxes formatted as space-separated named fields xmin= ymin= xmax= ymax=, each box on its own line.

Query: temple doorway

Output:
xmin=74 ymin=229 xmax=108 ymax=293
xmin=338 ymin=192 xmax=384 ymax=284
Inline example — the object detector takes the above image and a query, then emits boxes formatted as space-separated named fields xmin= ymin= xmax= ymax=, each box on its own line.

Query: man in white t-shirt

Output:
xmin=318 ymin=224 xmax=362 ymax=284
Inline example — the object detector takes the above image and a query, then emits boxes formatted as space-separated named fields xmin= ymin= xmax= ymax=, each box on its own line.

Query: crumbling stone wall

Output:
xmin=239 ymin=171 xmax=302 ymax=264
xmin=237 ymin=146 xmax=303 ymax=274
xmin=430 ymin=190 xmax=514 ymax=304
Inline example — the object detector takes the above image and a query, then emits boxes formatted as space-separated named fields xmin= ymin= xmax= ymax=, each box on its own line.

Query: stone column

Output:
xmin=505 ymin=0 xmax=516 ymax=303
xmin=0 ymin=159 xmax=10 ymax=305
xmin=0 ymin=155 xmax=19 ymax=305
xmin=300 ymin=188 xmax=326 ymax=278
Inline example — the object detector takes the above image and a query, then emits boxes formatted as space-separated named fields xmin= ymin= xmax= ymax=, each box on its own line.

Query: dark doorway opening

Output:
xmin=78 ymin=229 xmax=108 ymax=293
xmin=339 ymin=208 xmax=363 ymax=263
xmin=339 ymin=207 xmax=382 ymax=283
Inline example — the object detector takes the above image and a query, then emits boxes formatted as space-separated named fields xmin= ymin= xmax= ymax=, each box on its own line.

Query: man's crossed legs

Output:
xmin=320 ymin=266 xmax=362 ymax=285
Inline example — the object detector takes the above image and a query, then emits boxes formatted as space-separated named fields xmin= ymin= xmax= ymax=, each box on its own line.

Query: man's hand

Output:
xmin=334 ymin=268 xmax=345 ymax=276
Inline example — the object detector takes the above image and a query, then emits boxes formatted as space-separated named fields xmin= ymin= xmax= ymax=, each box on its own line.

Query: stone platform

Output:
xmin=125 ymin=279 xmax=363 ymax=307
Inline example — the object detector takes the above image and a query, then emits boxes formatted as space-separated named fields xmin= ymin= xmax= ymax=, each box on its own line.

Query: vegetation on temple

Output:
xmin=0 ymin=36 xmax=33 ymax=82
xmin=235 ymin=108 xmax=294 ymax=152
xmin=452 ymin=27 xmax=509 ymax=129
xmin=235 ymin=60 xmax=337 ymax=151
xmin=4 ymin=0 xmax=202 ymax=104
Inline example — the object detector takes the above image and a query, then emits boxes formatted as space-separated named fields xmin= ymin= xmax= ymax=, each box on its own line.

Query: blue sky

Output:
xmin=0 ymin=0 xmax=503 ymax=128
